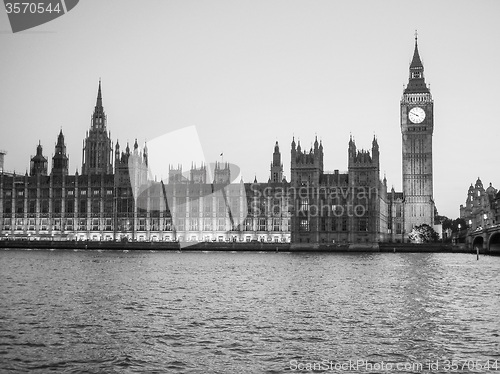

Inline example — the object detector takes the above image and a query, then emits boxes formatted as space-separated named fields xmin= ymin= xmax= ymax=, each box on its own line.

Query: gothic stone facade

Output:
xmin=0 ymin=83 xmax=291 ymax=243
xmin=0 ymin=37 xmax=436 ymax=244
xmin=289 ymin=136 xmax=389 ymax=244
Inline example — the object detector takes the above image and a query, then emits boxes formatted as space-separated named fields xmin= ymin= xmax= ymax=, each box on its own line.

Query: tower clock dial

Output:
xmin=409 ymin=107 xmax=426 ymax=124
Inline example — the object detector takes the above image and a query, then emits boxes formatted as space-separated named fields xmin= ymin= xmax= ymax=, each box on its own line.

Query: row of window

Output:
xmin=2 ymin=199 xmax=115 ymax=214
xmin=2 ymin=188 xmax=114 ymax=198
xmin=299 ymin=218 xmax=369 ymax=232
xmin=1 ymin=217 xmax=290 ymax=233
xmin=2 ymin=218 xmax=111 ymax=232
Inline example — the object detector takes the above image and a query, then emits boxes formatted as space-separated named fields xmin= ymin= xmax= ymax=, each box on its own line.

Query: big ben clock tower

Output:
xmin=401 ymin=33 xmax=434 ymax=238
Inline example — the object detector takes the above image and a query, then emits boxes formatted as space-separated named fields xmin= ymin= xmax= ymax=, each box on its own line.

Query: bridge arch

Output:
xmin=488 ymin=232 xmax=500 ymax=254
xmin=472 ymin=236 xmax=484 ymax=252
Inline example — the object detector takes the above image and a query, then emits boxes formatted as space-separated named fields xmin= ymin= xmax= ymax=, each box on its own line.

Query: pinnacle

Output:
xmin=96 ymin=79 xmax=103 ymax=108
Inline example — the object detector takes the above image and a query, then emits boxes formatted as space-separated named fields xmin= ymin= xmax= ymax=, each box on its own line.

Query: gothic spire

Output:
xmin=52 ymin=129 xmax=68 ymax=176
xmin=56 ymin=128 xmax=64 ymax=147
xmin=349 ymin=134 xmax=355 ymax=147
xmin=405 ymin=32 xmax=429 ymax=94
xmin=91 ymin=79 xmax=107 ymax=130
xmin=36 ymin=140 xmax=43 ymax=156
xmin=410 ymin=31 xmax=423 ymax=70
xmin=96 ymin=79 xmax=103 ymax=108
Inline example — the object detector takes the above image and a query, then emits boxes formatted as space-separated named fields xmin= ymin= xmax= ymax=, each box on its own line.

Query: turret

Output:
xmin=214 ymin=161 xmax=230 ymax=184
xmin=290 ymin=136 xmax=324 ymax=187
xmin=51 ymin=129 xmax=69 ymax=176
xmin=486 ymin=183 xmax=497 ymax=197
xmin=190 ymin=162 xmax=206 ymax=183
xmin=143 ymin=142 xmax=148 ymax=166
xmin=30 ymin=141 xmax=48 ymax=176
xmin=115 ymin=141 xmax=120 ymax=162
xmin=169 ymin=164 xmax=184 ymax=184
xmin=348 ymin=135 xmax=356 ymax=160
xmin=372 ymin=135 xmax=379 ymax=163
xmin=0 ymin=150 xmax=6 ymax=172
xmin=270 ymin=141 xmax=283 ymax=183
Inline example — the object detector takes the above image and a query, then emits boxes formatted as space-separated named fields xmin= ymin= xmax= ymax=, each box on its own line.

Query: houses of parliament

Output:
xmin=0 ymin=37 xmax=435 ymax=245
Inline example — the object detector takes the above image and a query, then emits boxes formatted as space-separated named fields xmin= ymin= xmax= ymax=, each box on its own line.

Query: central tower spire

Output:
xmin=82 ymin=80 xmax=113 ymax=175
xmin=96 ymin=79 xmax=102 ymax=108
xmin=92 ymin=79 xmax=106 ymax=130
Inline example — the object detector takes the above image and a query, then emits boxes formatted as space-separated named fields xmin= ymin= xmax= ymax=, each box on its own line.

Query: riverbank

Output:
xmin=0 ymin=239 xmax=489 ymax=254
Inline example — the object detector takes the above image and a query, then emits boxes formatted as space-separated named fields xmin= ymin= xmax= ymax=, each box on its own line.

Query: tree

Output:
xmin=453 ymin=218 xmax=468 ymax=232
xmin=442 ymin=218 xmax=468 ymax=233
xmin=408 ymin=224 xmax=440 ymax=243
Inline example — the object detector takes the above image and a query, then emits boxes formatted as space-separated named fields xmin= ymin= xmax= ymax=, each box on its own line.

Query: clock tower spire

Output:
xmin=400 ymin=34 xmax=434 ymax=239
xmin=405 ymin=32 xmax=429 ymax=94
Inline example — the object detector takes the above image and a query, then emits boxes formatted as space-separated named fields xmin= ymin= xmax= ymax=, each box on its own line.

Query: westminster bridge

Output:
xmin=469 ymin=224 xmax=500 ymax=254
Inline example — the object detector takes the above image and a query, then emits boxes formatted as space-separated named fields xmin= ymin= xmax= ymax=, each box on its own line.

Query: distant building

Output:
xmin=460 ymin=178 xmax=499 ymax=231
xmin=0 ymin=150 xmax=6 ymax=173
xmin=387 ymin=188 xmax=404 ymax=242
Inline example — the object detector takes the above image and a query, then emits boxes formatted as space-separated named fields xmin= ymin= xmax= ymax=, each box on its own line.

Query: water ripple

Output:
xmin=0 ymin=250 xmax=499 ymax=373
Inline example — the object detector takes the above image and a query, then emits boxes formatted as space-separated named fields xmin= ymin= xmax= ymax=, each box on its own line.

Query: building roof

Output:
xmin=404 ymin=35 xmax=430 ymax=94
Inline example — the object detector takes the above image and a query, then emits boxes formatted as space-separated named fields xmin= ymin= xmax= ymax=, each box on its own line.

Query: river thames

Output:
xmin=0 ymin=249 xmax=499 ymax=373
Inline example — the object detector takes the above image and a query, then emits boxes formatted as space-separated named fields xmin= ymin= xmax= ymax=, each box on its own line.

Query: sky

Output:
xmin=0 ymin=0 xmax=499 ymax=219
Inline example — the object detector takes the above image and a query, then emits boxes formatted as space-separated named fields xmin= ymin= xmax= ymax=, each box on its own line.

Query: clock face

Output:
xmin=408 ymin=107 xmax=426 ymax=124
